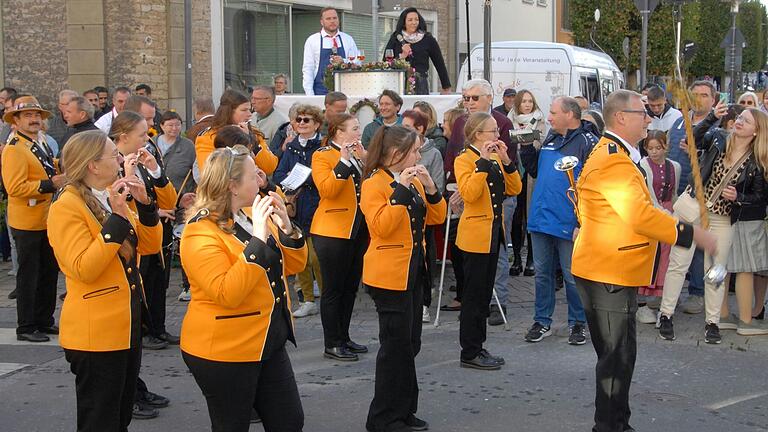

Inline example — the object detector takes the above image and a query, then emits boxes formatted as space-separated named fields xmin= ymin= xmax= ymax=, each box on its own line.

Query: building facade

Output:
xmin=0 ymin=0 xmax=456 ymax=118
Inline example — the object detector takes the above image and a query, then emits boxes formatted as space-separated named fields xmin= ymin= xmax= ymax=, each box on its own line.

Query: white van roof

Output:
xmin=470 ymin=41 xmax=621 ymax=72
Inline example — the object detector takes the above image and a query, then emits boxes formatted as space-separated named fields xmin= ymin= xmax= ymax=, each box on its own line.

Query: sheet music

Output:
xmin=280 ymin=163 xmax=312 ymax=192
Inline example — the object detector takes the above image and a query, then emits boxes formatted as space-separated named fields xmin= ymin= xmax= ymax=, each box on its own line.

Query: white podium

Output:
xmin=333 ymin=70 xmax=406 ymax=95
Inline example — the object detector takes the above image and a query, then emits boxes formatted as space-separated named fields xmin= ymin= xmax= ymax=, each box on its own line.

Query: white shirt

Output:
xmin=91 ymin=188 xmax=112 ymax=213
xmin=605 ymin=130 xmax=642 ymax=164
xmin=334 ymin=141 xmax=363 ymax=175
xmin=95 ymin=108 xmax=118 ymax=134
xmin=648 ymin=106 xmax=683 ymax=132
xmin=302 ymin=29 xmax=360 ymax=95
xmin=234 ymin=210 xmax=253 ymax=236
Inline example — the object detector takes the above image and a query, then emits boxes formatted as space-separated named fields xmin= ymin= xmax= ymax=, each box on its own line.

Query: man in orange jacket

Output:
xmin=571 ymin=90 xmax=716 ymax=432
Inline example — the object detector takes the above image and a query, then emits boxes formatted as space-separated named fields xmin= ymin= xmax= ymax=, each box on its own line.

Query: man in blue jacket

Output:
xmin=519 ymin=96 xmax=599 ymax=345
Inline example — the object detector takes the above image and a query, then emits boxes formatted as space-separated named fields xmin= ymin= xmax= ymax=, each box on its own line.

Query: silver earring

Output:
xmin=233 ymin=192 xmax=238 ymax=196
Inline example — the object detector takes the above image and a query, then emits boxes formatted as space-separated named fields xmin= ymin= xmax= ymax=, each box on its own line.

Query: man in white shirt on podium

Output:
xmin=302 ymin=7 xmax=360 ymax=96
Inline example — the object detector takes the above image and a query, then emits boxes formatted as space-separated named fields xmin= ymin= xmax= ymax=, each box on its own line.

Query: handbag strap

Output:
xmin=661 ymin=159 xmax=672 ymax=202
xmin=710 ymin=150 xmax=752 ymax=202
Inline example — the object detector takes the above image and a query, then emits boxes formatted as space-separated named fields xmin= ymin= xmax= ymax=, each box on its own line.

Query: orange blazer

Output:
xmin=361 ymin=169 xmax=447 ymax=291
xmin=49 ymin=186 xmax=162 ymax=351
xmin=195 ymin=127 xmax=278 ymax=175
xmin=1 ymin=132 xmax=61 ymax=231
xmin=455 ymin=146 xmax=522 ymax=253
xmin=180 ymin=209 xmax=308 ymax=362
xmin=571 ymin=134 xmax=693 ymax=287
xmin=310 ymin=143 xmax=365 ymax=239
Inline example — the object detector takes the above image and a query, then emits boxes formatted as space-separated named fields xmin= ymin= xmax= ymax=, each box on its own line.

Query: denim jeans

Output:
xmin=531 ymin=231 xmax=585 ymax=327
xmin=688 ymin=249 xmax=704 ymax=297
xmin=492 ymin=197 xmax=516 ymax=307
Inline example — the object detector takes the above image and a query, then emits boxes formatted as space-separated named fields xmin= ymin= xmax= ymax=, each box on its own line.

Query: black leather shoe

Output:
xmin=17 ymin=330 xmax=50 ymax=343
xmin=138 ymin=391 xmax=170 ymax=408
xmin=523 ymin=263 xmax=535 ymax=277
xmin=460 ymin=352 xmax=502 ymax=370
xmin=324 ymin=346 xmax=358 ymax=361
xmin=509 ymin=254 xmax=522 ymax=276
xmin=132 ymin=403 xmax=159 ymax=420
xmin=38 ymin=325 xmax=59 ymax=335
xmin=157 ymin=332 xmax=180 ymax=345
xmin=142 ymin=335 xmax=168 ymax=350
xmin=479 ymin=349 xmax=505 ymax=365
xmin=344 ymin=340 xmax=368 ymax=353
xmin=405 ymin=414 xmax=429 ymax=431
xmin=8 ymin=289 xmax=17 ymax=300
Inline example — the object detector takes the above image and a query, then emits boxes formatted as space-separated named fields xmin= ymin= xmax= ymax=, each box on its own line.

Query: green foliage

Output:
xmin=570 ymin=0 xmax=767 ymax=81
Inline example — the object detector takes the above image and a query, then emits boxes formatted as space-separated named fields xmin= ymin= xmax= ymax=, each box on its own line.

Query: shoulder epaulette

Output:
xmin=607 ymin=142 xmax=619 ymax=155
xmin=459 ymin=148 xmax=467 ymax=154
xmin=317 ymin=146 xmax=332 ymax=152
xmin=188 ymin=208 xmax=210 ymax=223
xmin=198 ymin=126 xmax=212 ymax=137
xmin=7 ymin=137 xmax=18 ymax=146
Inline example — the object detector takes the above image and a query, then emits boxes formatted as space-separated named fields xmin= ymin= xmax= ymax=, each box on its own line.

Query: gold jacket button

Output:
xmin=489 ymin=183 xmax=494 ymax=187
xmin=411 ymin=218 xmax=415 ymax=222
xmin=130 ymin=284 xmax=136 ymax=290
xmin=244 ymin=240 xmax=249 ymax=245
xmin=129 ymin=229 xmax=135 ymax=235
xmin=493 ymin=204 xmax=497 ymax=208
xmin=250 ymin=254 xmax=256 ymax=260
xmin=271 ymin=281 xmax=276 ymax=287
xmin=276 ymin=297 xmax=281 ymax=303
xmin=391 ymin=199 xmax=396 ymax=204
xmin=104 ymin=234 xmax=111 ymax=240
xmin=127 ymin=268 xmax=132 ymax=274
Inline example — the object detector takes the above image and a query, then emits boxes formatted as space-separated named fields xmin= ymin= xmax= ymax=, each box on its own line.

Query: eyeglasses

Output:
xmin=296 ymin=116 xmax=314 ymax=124
xmin=739 ymin=100 xmax=755 ymax=106
xmin=462 ymin=95 xmax=487 ymax=102
xmin=480 ymin=129 xmax=500 ymax=136
xmin=96 ymin=150 xmax=121 ymax=161
xmin=225 ymin=147 xmax=248 ymax=178
xmin=621 ymin=109 xmax=650 ymax=118
xmin=736 ymin=114 xmax=754 ymax=125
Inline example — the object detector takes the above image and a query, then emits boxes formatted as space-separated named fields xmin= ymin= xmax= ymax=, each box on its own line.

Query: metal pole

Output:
xmin=184 ymin=0 xmax=193 ymax=128
xmin=465 ymin=0 xmax=472 ymax=80
xmin=372 ymin=0 xmax=379 ymax=62
xmin=729 ymin=7 xmax=737 ymax=102
xmin=640 ymin=0 xmax=649 ymax=88
xmin=483 ymin=0 xmax=491 ymax=83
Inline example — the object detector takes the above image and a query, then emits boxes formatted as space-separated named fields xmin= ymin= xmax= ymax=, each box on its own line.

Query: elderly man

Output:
xmin=302 ymin=7 xmax=359 ymax=95
xmin=572 ymin=89 xmax=716 ymax=432
xmin=444 ymin=79 xmax=516 ymax=325
xmin=61 ymin=96 xmax=98 ymax=152
xmin=645 ymin=85 xmax=682 ymax=132
xmin=47 ymin=90 xmax=78 ymax=144
xmin=95 ymin=86 xmax=131 ymax=134
xmin=2 ymin=96 xmax=66 ymax=342
xmin=250 ymin=85 xmax=287 ymax=143
xmin=494 ymin=88 xmax=517 ymax=116
xmin=520 ymin=96 xmax=598 ymax=344
xmin=274 ymin=74 xmax=289 ymax=95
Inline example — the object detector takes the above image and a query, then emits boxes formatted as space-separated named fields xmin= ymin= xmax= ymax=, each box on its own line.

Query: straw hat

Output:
xmin=3 ymin=95 xmax=52 ymax=124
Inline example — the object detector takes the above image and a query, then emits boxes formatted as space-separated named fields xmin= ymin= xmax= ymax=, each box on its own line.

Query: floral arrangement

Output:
xmin=349 ymin=98 xmax=380 ymax=117
xmin=324 ymin=58 xmax=417 ymax=95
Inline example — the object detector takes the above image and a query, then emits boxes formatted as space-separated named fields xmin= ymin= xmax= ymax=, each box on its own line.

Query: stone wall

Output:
xmin=0 ymin=0 xmax=213 ymax=117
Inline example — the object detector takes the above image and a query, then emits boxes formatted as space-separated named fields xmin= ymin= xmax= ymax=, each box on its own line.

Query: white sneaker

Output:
xmin=293 ymin=301 xmax=318 ymax=318
xmin=178 ymin=289 xmax=191 ymax=302
xmin=422 ymin=306 xmax=430 ymax=323
xmin=7 ymin=270 xmax=16 ymax=276
xmin=636 ymin=305 xmax=657 ymax=325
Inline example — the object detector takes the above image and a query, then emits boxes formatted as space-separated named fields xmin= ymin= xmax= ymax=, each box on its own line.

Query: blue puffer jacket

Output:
xmin=520 ymin=120 xmax=599 ymax=240
xmin=273 ymin=135 xmax=323 ymax=233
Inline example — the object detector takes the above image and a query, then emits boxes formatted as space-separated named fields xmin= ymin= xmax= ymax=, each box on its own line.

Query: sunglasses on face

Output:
xmin=296 ymin=116 xmax=313 ymax=124
xmin=740 ymin=100 xmax=755 ymax=106
xmin=462 ymin=95 xmax=486 ymax=102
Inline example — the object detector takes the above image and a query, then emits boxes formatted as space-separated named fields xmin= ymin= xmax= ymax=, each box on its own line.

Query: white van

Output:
xmin=457 ymin=41 xmax=625 ymax=115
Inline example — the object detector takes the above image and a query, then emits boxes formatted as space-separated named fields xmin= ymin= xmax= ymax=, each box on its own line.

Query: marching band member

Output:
xmin=455 ymin=112 xmax=522 ymax=370
xmin=48 ymin=130 xmax=162 ymax=431
xmin=311 ymin=113 xmax=369 ymax=361
xmin=2 ymin=96 xmax=65 ymax=342
xmin=195 ymin=89 xmax=278 ymax=174
xmin=361 ymin=126 xmax=446 ymax=432
xmin=180 ymin=145 xmax=307 ymax=432
xmin=109 ymin=111 xmax=177 ymax=417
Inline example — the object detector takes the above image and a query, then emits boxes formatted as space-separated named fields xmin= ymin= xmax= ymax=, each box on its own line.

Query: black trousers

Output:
xmin=366 ymin=282 xmax=423 ymax=432
xmin=447 ymin=220 xmax=465 ymax=302
xmin=64 ymin=346 xmax=142 ymax=432
xmin=421 ymin=226 xmax=436 ymax=308
xmin=459 ymin=245 xmax=500 ymax=360
xmin=510 ymin=176 xmax=533 ymax=263
xmin=575 ymin=277 xmax=637 ymax=432
xmin=140 ymin=251 xmax=170 ymax=336
xmin=314 ymin=228 xmax=368 ymax=349
xmin=11 ymin=228 xmax=58 ymax=334
xmin=183 ymin=347 xmax=304 ymax=432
